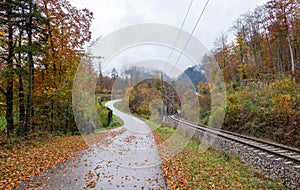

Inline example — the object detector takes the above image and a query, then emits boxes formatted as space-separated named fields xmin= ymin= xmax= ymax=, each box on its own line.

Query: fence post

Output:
xmin=107 ymin=108 xmax=112 ymax=126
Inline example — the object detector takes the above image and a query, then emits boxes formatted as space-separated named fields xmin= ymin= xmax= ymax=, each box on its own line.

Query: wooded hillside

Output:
xmin=210 ymin=0 xmax=300 ymax=147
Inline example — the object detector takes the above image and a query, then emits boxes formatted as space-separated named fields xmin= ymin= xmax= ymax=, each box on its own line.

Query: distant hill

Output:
xmin=177 ymin=65 xmax=207 ymax=90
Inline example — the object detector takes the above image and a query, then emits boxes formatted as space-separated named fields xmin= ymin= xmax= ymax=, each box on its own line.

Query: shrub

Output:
xmin=96 ymin=104 xmax=110 ymax=128
xmin=223 ymin=78 xmax=300 ymax=148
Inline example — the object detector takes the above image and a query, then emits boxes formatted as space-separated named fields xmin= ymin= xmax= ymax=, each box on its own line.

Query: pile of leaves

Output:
xmin=0 ymin=129 xmax=115 ymax=190
xmin=0 ymin=136 xmax=87 ymax=189
xmin=152 ymin=124 xmax=284 ymax=189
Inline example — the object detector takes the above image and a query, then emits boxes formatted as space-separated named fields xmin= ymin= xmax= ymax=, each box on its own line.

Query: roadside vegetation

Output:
xmin=223 ymin=78 xmax=300 ymax=148
xmin=97 ymin=101 xmax=123 ymax=129
xmin=152 ymin=124 xmax=285 ymax=189
xmin=198 ymin=77 xmax=300 ymax=148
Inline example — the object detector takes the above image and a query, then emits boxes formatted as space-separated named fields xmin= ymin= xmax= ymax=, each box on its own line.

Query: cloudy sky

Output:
xmin=68 ymin=0 xmax=268 ymax=77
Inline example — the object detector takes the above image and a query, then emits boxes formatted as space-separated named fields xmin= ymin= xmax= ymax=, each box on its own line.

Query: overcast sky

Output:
xmin=69 ymin=0 xmax=267 ymax=48
xmin=68 ymin=0 xmax=268 ymax=77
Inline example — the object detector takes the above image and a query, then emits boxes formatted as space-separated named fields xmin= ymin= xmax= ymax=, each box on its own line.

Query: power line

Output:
xmin=170 ymin=0 xmax=210 ymax=73
xmin=167 ymin=0 xmax=194 ymax=63
xmin=162 ymin=0 xmax=194 ymax=106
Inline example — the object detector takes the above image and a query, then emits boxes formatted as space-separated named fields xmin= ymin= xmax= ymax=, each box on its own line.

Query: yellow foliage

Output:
xmin=0 ymin=30 xmax=4 ymax=38
xmin=124 ymin=87 xmax=133 ymax=105
xmin=272 ymin=94 xmax=295 ymax=117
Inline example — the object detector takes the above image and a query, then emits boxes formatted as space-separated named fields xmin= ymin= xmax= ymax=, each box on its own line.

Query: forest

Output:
xmin=211 ymin=0 xmax=299 ymax=147
xmin=0 ymin=0 xmax=299 ymax=146
xmin=0 ymin=0 xmax=93 ymax=139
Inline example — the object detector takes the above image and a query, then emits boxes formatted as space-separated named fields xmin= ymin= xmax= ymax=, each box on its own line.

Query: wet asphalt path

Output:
xmin=16 ymin=100 xmax=166 ymax=190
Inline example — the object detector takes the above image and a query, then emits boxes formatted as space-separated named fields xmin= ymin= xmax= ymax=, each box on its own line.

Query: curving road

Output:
xmin=17 ymin=100 xmax=166 ymax=189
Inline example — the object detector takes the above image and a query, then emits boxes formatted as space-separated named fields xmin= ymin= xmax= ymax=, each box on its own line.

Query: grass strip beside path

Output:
xmin=151 ymin=124 xmax=285 ymax=189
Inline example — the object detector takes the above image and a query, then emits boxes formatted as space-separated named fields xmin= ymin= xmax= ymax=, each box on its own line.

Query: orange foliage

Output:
xmin=272 ymin=94 xmax=295 ymax=117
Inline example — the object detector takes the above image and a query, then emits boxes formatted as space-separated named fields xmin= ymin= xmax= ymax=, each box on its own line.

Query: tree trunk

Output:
xmin=287 ymin=33 xmax=295 ymax=81
xmin=6 ymin=2 xmax=14 ymax=138
xmin=24 ymin=1 xmax=33 ymax=136
xmin=277 ymin=36 xmax=284 ymax=72
xmin=31 ymin=49 xmax=35 ymax=133
xmin=18 ymin=30 xmax=25 ymax=134
xmin=283 ymin=7 xmax=295 ymax=82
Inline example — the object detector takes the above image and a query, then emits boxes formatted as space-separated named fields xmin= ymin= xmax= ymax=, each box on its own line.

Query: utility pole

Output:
xmin=171 ymin=91 xmax=175 ymax=114
xmin=161 ymin=72 xmax=164 ymax=115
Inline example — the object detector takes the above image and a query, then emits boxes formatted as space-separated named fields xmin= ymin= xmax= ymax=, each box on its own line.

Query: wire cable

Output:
xmin=170 ymin=0 xmax=210 ymax=73
xmin=167 ymin=0 xmax=194 ymax=63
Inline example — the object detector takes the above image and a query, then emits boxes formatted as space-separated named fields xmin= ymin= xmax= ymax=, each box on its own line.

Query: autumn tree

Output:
xmin=213 ymin=33 xmax=237 ymax=82
xmin=265 ymin=0 xmax=298 ymax=81
xmin=0 ymin=0 xmax=15 ymax=137
xmin=0 ymin=0 xmax=93 ymax=137
xmin=214 ymin=0 xmax=299 ymax=86
xmin=34 ymin=0 xmax=93 ymax=134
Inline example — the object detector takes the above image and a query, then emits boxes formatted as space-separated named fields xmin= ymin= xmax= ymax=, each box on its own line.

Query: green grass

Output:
xmin=152 ymin=124 xmax=285 ymax=189
xmin=105 ymin=114 xmax=123 ymax=129
xmin=99 ymin=100 xmax=109 ymax=107
xmin=98 ymin=100 xmax=123 ymax=130
xmin=0 ymin=116 xmax=6 ymax=131
xmin=155 ymin=124 xmax=174 ymax=135
xmin=147 ymin=122 xmax=174 ymax=139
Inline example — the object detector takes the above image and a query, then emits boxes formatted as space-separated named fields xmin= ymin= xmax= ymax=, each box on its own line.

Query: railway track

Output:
xmin=168 ymin=115 xmax=300 ymax=165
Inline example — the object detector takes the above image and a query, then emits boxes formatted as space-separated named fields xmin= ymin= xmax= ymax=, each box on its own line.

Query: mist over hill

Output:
xmin=177 ymin=65 xmax=207 ymax=90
